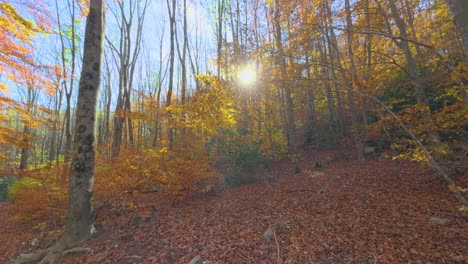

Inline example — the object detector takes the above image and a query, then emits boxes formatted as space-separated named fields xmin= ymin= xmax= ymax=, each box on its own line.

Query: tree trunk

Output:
xmin=166 ymin=0 xmax=176 ymax=148
xmin=322 ymin=2 xmax=344 ymax=138
xmin=64 ymin=0 xmax=105 ymax=244
xmin=387 ymin=0 xmax=441 ymax=146
xmin=305 ymin=53 xmax=319 ymax=147
xmin=216 ymin=0 xmax=226 ymax=77
xmin=274 ymin=0 xmax=296 ymax=156
xmin=19 ymin=125 xmax=30 ymax=170
xmin=344 ymin=0 xmax=364 ymax=160
xmin=446 ymin=0 xmax=468 ymax=60
xmin=445 ymin=0 xmax=468 ymax=103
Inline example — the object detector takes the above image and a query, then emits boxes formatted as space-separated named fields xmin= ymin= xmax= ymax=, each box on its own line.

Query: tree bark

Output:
xmin=216 ymin=0 xmax=226 ymax=77
xmin=166 ymin=0 xmax=176 ymax=148
xmin=344 ymin=0 xmax=364 ymax=160
xmin=446 ymin=0 xmax=468 ymax=60
xmin=19 ymin=125 xmax=30 ymax=170
xmin=445 ymin=0 xmax=468 ymax=103
xmin=64 ymin=0 xmax=105 ymax=244
xmin=273 ymin=0 xmax=296 ymax=155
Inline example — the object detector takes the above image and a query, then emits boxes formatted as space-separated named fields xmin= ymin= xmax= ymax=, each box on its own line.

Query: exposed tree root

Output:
xmin=13 ymin=240 xmax=90 ymax=264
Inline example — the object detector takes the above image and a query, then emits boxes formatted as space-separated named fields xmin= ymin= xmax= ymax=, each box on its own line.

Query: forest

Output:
xmin=0 ymin=0 xmax=467 ymax=263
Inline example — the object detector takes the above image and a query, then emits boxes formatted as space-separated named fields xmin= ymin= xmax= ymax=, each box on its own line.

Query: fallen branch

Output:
xmin=357 ymin=92 xmax=468 ymax=206
xmin=273 ymin=223 xmax=280 ymax=264
xmin=331 ymin=253 xmax=347 ymax=264
xmin=287 ymin=188 xmax=314 ymax=193
xmin=316 ymin=72 xmax=468 ymax=206
xmin=308 ymin=182 xmax=331 ymax=204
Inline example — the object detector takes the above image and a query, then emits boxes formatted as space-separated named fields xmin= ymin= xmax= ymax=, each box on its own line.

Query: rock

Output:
xmin=314 ymin=160 xmax=326 ymax=169
xmin=364 ymin=147 xmax=375 ymax=154
xmin=263 ymin=229 xmax=274 ymax=242
xmin=188 ymin=255 xmax=204 ymax=264
xmin=429 ymin=217 xmax=449 ymax=225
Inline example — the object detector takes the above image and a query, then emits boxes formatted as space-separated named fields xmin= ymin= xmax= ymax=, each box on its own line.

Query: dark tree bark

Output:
xmin=19 ymin=125 xmax=30 ymax=170
xmin=65 ymin=0 xmax=105 ymax=244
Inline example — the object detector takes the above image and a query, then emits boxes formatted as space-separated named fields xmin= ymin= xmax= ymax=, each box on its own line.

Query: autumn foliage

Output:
xmin=2 ymin=0 xmax=468 ymax=262
xmin=7 ymin=165 xmax=68 ymax=224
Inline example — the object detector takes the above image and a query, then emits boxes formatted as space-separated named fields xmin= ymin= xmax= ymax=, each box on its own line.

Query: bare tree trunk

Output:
xmin=181 ymin=0 xmax=187 ymax=106
xmin=49 ymin=78 xmax=62 ymax=165
xmin=322 ymin=2 xmax=344 ymax=138
xmin=317 ymin=36 xmax=337 ymax=144
xmin=166 ymin=0 xmax=176 ymax=148
xmin=175 ymin=0 xmax=188 ymax=136
xmin=102 ymin=54 xmax=112 ymax=157
xmin=151 ymin=27 xmax=167 ymax=148
xmin=361 ymin=0 xmax=372 ymax=141
xmin=18 ymin=83 xmax=38 ymax=170
xmin=19 ymin=125 xmax=30 ymax=170
xmin=216 ymin=0 xmax=226 ymax=77
xmin=64 ymin=0 xmax=77 ymax=164
xmin=273 ymin=0 xmax=296 ymax=156
xmin=108 ymin=0 xmax=148 ymax=156
xmin=344 ymin=0 xmax=364 ymax=160
xmin=65 ymin=0 xmax=104 ymax=244
xmin=305 ymin=53 xmax=319 ymax=147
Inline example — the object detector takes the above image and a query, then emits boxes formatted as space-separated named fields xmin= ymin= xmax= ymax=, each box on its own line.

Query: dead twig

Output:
xmin=273 ymin=223 xmax=280 ymax=264
xmin=331 ymin=253 xmax=347 ymax=264
xmin=308 ymin=182 xmax=331 ymax=204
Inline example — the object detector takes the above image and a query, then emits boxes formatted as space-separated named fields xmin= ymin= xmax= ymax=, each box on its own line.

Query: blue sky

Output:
xmin=3 ymin=0 xmax=219 ymax=110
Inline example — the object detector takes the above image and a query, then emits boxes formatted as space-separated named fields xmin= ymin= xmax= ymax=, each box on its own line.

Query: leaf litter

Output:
xmin=1 ymin=150 xmax=467 ymax=263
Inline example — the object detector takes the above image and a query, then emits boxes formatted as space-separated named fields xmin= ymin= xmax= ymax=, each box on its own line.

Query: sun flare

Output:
xmin=238 ymin=66 xmax=256 ymax=85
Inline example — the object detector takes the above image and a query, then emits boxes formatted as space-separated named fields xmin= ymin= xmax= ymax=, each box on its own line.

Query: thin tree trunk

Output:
xmin=166 ymin=0 xmax=176 ymax=148
xmin=387 ymin=0 xmax=441 ymax=147
xmin=273 ymin=0 xmax=296 ymax=156
xmin=19 ymin=125 xmax=30 ymax=170
xmin=344 ymin=0 xmax=364 ymax=160
xmin=216 ymin=0 xmax=226 ymax=77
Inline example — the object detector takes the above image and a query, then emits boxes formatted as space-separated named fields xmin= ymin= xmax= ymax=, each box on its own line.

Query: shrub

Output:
xmin=8 ymin=165 xmax=67 ymax=224
xmin=223 ymin=144 xmax=264 ymax=187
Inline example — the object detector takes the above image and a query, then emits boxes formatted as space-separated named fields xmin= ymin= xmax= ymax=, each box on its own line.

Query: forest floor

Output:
xmin=1 ymin=149 xmax=467 ymax=263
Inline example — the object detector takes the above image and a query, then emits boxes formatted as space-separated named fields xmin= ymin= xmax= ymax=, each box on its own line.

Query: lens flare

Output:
xmin=238 ymin=66 xmax=256 ymax=85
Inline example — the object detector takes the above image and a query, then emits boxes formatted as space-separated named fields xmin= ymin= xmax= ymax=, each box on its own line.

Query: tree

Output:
xmin=0 ymin=1 xmax=50 ymax=167
xmin=64 ymin=0 xmax=105 ymax=244
xmin=215 ymin=0 xmax=226 ymax=77
xmin=54 ymin=0 xmax=80 ymax=164
xmin=166 ymin=0 xmax=176 ymax=148
xmin=273 ymin=0 xmax=296 ymax=156
xmin=13 ymin=0 xmax=104 ymax=262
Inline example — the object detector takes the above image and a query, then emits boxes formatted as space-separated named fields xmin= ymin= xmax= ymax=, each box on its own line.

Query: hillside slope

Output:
xmin=1 ymin=151 xmax=467 ymax=263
